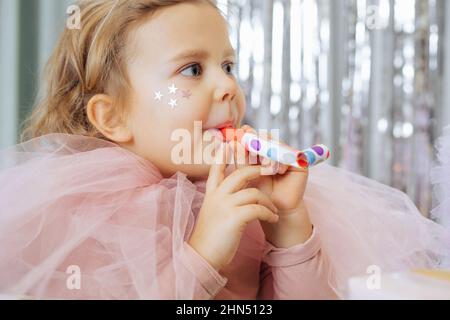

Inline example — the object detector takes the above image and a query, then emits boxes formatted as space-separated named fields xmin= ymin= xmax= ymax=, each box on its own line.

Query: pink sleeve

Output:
xmin=142 ymin=242 xmax=227 ymax=299
xmin=170 ymin=242 xmax=228 ymax=299
xmin=257 ymin=228 xmax=338 ymax=300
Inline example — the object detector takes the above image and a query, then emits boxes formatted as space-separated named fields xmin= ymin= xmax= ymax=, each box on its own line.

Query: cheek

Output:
xmin=236 ymin=90 xmax=247 ymax=124
xmin=131 ymin=82 xmax=212 ymax=148
xmin=132 ymin=102 xmax=198 ymax=153
xmin=167 ymin=90 xmax=212 ymax=128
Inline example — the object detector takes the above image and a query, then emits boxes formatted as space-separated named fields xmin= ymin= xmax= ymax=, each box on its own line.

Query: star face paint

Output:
xmin=220 ymin=127 xmax=331 ymax=169
xmin=154 ymin=91 xmax=163 ymax=101
xmin=168 ymin=98 xmax=178 ymax=109
xmin=181 ymin=90 xmax=192 ymax=99
xmin=153 ymin=83 xmax=192 ymax=109
xmin=168 ymin=83 xmax=178 ymax=94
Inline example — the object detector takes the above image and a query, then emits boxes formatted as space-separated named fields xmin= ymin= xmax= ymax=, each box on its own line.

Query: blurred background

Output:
xmin=1 ymin=0 xmax=450 ymax=216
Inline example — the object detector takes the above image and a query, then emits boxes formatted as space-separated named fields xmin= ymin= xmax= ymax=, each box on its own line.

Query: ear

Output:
xmin=86 ymin=94 xmax=133 ymax=143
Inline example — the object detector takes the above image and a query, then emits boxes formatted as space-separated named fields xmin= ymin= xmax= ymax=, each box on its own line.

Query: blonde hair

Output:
xmin=21 ymin=0 xmax=217 ymax=142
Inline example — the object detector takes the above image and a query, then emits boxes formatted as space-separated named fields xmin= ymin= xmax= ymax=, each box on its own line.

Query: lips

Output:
xmin=202 ymin=121 xmax=234 ymax=145
xmin=214 ymin=120 xmax=235 ymax=130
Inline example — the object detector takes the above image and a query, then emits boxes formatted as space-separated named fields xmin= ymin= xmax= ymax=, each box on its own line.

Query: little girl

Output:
xmin=0 ymin=0 xmax=448 ymax=300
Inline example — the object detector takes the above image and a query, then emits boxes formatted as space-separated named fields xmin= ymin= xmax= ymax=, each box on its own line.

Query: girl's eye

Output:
xmin=179 ymin=62 xmax=235 ymax=77
xmin=180 ymin=63 xmax=202 ymax=77
xmin=223 ymin=62 xmax=235 ymax=75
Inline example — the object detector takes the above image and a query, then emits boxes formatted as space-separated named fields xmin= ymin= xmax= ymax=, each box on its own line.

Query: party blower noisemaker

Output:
xmin=219 ymin=128 xmax=330 ymax=169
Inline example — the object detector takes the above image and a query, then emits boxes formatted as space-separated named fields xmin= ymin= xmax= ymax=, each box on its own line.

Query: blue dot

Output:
xmin=267 ymin=148 xmax=277 ymax=160
xmin=304 ymin=151 xmax=316 ymax=165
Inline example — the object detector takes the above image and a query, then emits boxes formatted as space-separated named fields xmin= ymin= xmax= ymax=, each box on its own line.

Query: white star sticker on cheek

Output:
xmin=168 ymin=83 xmax=178 ymax=94
xmin=168 ymin=99 xmax=178 ymax=109
xmin=154 ymin=91 xmax=163 ymax=101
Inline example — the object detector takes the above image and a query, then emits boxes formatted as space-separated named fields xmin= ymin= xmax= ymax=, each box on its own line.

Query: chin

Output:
xmin=182 ymin=164 xmax=211 ymax=181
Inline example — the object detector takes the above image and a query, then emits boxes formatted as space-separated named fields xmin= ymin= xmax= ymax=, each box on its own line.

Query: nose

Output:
xmin=213 ymin=71 xmax=237 ymax=103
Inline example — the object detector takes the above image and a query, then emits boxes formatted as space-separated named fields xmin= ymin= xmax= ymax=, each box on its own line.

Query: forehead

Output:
xmin=128 ymin=2 xmax=232 ymax=63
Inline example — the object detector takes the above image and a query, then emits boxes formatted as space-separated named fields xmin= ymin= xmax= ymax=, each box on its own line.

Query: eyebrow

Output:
xmin=169 ymin=48 xmax=236 ymax=63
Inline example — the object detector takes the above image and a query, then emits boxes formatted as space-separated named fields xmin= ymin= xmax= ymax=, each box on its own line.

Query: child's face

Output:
xmin=124 ymin=1 xmax=245 ymax=179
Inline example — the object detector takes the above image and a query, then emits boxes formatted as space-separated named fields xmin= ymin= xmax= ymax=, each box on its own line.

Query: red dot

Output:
xmin=296 ymin=153 xmax=309 ymax=168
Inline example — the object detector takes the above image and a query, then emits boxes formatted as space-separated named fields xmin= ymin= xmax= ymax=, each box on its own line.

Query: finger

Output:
xmin=278 ymin=163 xmax=289 ymax=175
xmin=219 ymin=165 xmax=264 ymax=194
xmin=260 ymin=158 xmax=278 ymax=176
xmin=230 ymin=188 xmax=278 ymax=213
xmin=241 ymin=125 xmax=257 ymax=134
xmin=232 ymin=137 xmax=253 ymax=169
xmin=206 ymin=143 xmax=228 ymax=192
xmin=237 ymin=204 xmax=279 ymax=224
xmin=287 ymin=164 xmax=309 ymax=174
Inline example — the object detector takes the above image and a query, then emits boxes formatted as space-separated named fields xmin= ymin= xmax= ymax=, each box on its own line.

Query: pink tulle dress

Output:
xmin=0 ymin=133 xmax=448 ymax=299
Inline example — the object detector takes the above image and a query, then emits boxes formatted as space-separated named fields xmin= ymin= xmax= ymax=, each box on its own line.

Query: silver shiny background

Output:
xmin=218 ymin=0 xmax=450 ymax=216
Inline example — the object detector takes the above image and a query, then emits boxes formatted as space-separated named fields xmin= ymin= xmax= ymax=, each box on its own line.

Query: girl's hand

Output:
xmin=188 ymin=143 xmax=280 ymax=271
xmin=232 ymin=126 xmax=313 ymax=248
xmin=234 ymin=126 xmax=308 ymax=212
